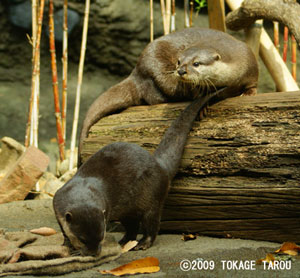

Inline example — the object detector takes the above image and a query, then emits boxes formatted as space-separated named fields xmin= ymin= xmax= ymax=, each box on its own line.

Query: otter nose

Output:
xmin=177 ymin=68 xmax=187 ymax=76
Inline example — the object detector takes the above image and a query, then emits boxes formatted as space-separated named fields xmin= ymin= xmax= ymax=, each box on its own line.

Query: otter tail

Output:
xmin=154 ymin=88 xmax=225 ymax=180
xmin=78 ymin=76 xmax=141 ymax=167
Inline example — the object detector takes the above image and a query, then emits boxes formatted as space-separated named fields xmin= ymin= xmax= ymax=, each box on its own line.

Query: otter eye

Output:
xmin=193 ymin=62 xmax=200 ymax=67
xmin=177 ymin=60 xmax=181 ymax=66
xmin=65 ymin=212 xmax=72 ymax=223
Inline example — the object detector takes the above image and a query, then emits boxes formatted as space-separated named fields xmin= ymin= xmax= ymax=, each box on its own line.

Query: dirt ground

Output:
xmin=1 ymin=199 xmax=300 ymax=278
xmin=1 ymin=3 xmax=300 ymax=277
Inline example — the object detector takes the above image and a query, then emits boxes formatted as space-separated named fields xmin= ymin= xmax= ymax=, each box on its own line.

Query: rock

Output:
xmin=57 ymin=148 xmax=77 ymax=176
xmin=8 ymin=0 xmax=32 ymax=30
xmin=36 ymin=168 xmax=76 ymax=200
xmin=0 ymin=146 xmax=50 ymax=204
xmin=37 ymin=172 xmax=57 ymax=199
xmin=59 ymin=168 xmax=76 ymax=184
xmin=39 ymin=178 xmax=63 ymax=200
xmin=0 ymin=137 xmax=25 ymax=176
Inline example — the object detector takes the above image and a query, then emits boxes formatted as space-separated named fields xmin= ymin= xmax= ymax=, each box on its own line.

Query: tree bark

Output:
xmin=81 ymin=91 xmax=300 ymax=242
xmin=226 ymin=0 xmax=300 ymax=46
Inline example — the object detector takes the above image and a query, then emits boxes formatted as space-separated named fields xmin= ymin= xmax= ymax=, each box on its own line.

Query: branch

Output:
xmin=226 ymin=0 xmax=300 ymax=46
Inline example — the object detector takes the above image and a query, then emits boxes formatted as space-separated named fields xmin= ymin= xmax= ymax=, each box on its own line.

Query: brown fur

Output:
xmin=53 ymin=89 xmax=220 ymax=256
xmin=78 ymin=27 xmax=258 ymax=166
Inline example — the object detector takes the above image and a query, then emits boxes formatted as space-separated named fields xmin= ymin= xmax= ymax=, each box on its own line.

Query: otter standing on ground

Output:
xmin=53 ymin=88 xmax=223 ymax=256
xmin=78 ymin=27 xmax=258 ymax=166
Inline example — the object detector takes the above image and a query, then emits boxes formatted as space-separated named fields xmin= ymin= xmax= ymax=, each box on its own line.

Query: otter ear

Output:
xmin=214 ymin=54 xmax=221 ymax=61
xmin=65 ymin=212 xmax=72 ymax=223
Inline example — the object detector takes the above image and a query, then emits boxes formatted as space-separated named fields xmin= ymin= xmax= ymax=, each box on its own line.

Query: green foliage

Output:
xmin=195 ymin=0 xmax=207 ymax=13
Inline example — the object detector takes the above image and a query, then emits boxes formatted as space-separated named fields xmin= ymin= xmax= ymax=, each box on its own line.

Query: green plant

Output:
xmin=195 ymin=0 xmax=207 ymax=13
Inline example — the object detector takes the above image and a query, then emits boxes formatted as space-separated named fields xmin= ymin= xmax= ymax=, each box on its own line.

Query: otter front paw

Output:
xmin=134 ymin=236 xmax=153 ymax=250
xmin=118 ymin=237 xmax=130 ymax=247
xmin=196 ymin=106 xmax=208 ymax=121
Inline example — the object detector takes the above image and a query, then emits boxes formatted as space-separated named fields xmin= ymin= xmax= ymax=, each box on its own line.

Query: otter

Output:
xmin=78 ymin=27 xmax=258 ymax=166
xmin=53 ymin=88 xmax=223 ymax=256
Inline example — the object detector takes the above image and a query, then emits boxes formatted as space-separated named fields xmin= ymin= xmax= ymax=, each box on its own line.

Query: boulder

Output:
xmin=0 ymin=146 xmax=49 ymax=204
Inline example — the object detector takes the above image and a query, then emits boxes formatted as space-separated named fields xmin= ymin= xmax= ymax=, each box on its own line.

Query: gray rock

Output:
xmin=8 ymin=0 xmax=32 ymax=30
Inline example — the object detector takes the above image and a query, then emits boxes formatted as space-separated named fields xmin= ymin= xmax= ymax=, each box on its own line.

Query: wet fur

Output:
xmin=53 ymin=91 xmax=219 ymax=256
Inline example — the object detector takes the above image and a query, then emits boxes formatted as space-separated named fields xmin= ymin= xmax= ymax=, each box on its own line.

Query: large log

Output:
xmin=81 ymin=91 xmax=300 ymax=242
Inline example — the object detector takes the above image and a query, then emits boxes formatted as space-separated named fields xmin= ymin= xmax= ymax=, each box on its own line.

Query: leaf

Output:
xmin=121 ymin=240 xmax=138 ymax=253
xmin=275 ymin=242 xmax=300 ymax=255
xmin=30 ymin=227 xmax=57 ymax=236
xmin=256 ymin=253 xmax=275 ymax=265
xmin=181 ymin=234 xmax=197 ymax=241
xmin=100 ymin=257 xmax=160 ymax=276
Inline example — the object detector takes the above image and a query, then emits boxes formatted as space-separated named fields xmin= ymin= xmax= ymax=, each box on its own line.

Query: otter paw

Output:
xmin=242 ymin=88 xmax=257 ymax=96
xmin=134 ymin=237 xmax=152 ymax=250
xmin=196 ymin=106 xmax=208 ymax=121
xmin=118 ymin=238 xmax=130 ymax=247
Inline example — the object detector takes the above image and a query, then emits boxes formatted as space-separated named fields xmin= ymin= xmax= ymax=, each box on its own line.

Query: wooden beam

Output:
xmin=207 ymin=0 xmax=226 ymax=32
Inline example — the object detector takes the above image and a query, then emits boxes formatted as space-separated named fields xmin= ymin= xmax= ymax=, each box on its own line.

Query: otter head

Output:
xmin=176 ymin=47 xmax=222 ymax=86
xmin=58 ymin=205 xmax=106 ymax=257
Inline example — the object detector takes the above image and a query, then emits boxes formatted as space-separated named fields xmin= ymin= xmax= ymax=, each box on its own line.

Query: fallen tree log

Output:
xmin=81 ymin=91 xmax=300 ymax=242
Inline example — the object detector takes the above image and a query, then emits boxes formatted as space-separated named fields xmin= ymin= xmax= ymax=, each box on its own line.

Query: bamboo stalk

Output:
xmin=69 ymin=0 xmax=90 ymax=170
xmin=171 ymin=0 xmax=176 ymax=32
xmin=184 ymin=0 xmax=190 ymax=28
xmin=32 ymin=84 xmax=39 ymax=148
xmin=150 ymin=0 xmax=154 ymax=41
xmin=25 ymin=0 xmax=45 ymax=148
xmin=31 ymin=0 xmax=39 ymax=148
xmin=189 ymin=1 xmax=194 ymax=27
xmin=165 ymin=0 xmax=171 ymax=35
xmin=29 ymin=1 xmax=35 ymax=148
xmin=62 ymin=0 xmax=68 ymax=150
xmin=291 ymin=0 xmax=297 ymax=81
xmin=291 ymin=35 xmax=297 ymax=81
xmin=31 ymin=0 xmax=37 ymax=67
xmin=49 ymin=0 xmax=65 ymax=161
xmin=282 ymin=26 xmax=289 ymax=63
xmin=160 ymin=0 xmax=167 ymax=35
xmin=32 ymin=19 xmax=40 ymax=149
xmin=245 ymin=19 xmax=263 ymax=59
xmin=259 ymin=28 xmax=299 ymax=92
xmin=273 ymin=21 xmax=279 ymax=51
xmin=31 ymin=0 xmax=40 ymax=191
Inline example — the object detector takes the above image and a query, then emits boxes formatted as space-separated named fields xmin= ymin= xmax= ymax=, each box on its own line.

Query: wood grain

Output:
xmin=81 ymin=91 xmax=300 ymax=242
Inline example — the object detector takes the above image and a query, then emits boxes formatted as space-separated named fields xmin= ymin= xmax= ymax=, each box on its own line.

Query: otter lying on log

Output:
xmin=78 ymin=27 xmax=258 ymax=166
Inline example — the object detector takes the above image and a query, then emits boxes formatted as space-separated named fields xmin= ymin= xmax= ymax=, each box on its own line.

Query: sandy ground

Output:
xmin=1 ymin=199 xmax=299 ymax=278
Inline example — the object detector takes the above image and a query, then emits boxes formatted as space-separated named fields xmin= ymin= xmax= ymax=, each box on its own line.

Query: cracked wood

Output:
xmin=81 ymin=91 xmax=300 ymax=242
